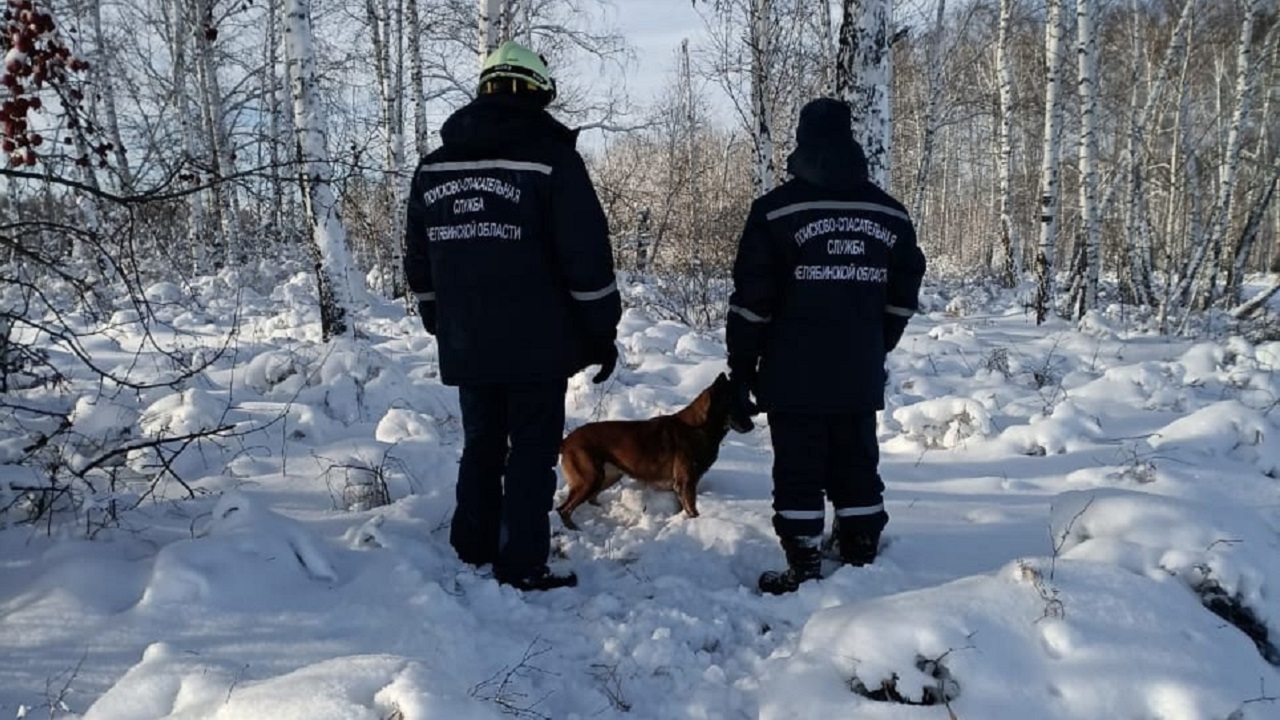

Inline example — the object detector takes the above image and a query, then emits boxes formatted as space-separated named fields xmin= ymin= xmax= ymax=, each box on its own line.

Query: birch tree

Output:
xmin=364 ymin=0 xmax=407 ymax=297
xmin=749 ymin=0 xmax=775 ymax=194
xmin=815 ymin=0 xmax=835 ymax=95
xmin=836 ymin=0 xmax=892 ymax=187
xmin=407 ymin=0 xmax=429 ymax=156
xmin=264 ymin=0 xmax=286 ymax=242
xmin=192 ymin=0 xmax=241 ymax=265
xmin=86 ymin=0 xmax=131 ymax=189
xmin=1033 ymin=0 xmax=1065 ymax=324
xmin=994 ymin=0 xmax=1020 ymax=286
xmin=910 ymin=0 xmax=945 ymax=221
xmin=479 ymin=0 xmax=503 ymax=61
xmin=1074 ymin=0 xmax=1101 ymax=316
xmin=284 ymin=0 xmax=361 ymax=340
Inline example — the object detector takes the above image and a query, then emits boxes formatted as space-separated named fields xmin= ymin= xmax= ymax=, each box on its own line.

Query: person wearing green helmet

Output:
xmin=404 ymin=40 xmax=621 ymax=592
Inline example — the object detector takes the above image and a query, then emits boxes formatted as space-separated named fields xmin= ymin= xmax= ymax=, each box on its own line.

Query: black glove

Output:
xmin=727 ymin=372 xmax=759 ymax=433
xmin=418 ymin=301 xmax=437 ymax=335
xmin=884 ymin=314 xmax=908 ymax=352
xmin=590 ymin=340 xmax=618 ymax=384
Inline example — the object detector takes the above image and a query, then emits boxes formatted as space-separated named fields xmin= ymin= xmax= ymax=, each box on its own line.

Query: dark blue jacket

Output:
xmin=726 ymin=142 xmax=926 ymax=413
xmin=404 ymin=94 xmax=621 ymax=386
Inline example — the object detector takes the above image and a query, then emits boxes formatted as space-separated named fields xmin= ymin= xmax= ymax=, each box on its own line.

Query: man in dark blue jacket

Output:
xmin=726 ymin=97 xmax=926 ymax=595
xmin=404 ymin=42 xmax=621 ymax=592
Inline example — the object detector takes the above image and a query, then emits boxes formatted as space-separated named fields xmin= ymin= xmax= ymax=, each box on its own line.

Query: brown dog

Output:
xmin=557 ymin=372 xmax=735 ymax=530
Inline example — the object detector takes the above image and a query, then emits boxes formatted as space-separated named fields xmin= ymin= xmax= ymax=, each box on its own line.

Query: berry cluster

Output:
xmin=2 ymin=0 xmax=90 ymax=167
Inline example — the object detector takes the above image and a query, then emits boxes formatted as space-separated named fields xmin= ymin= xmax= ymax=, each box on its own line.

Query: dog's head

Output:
xmin=679 ymin=372 xmax=735 ymax=435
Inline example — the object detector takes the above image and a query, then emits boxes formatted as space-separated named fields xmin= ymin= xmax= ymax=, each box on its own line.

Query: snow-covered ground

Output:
xmin=3 ymin=273 xmax=1280 ymax=719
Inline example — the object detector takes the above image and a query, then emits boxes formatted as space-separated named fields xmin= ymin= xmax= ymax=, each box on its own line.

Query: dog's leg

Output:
xmin=557 ymin=447 xmax=601 ymax=531
xmin=589 ymin=463 xmax=625 ymax=505
xmin=672 ymin=464 xmax=700 ymax=519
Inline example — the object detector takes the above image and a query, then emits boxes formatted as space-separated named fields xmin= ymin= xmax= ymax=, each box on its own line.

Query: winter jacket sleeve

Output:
xmin=884 ymin=217 xmax=925 ymax=352
xmin=403 ymin=163 xmax=437 ymax=334
xmin=726 ymin=201 xmax=776 ymax=385
xmin=550 ymin=149 xmax=621 ymax=348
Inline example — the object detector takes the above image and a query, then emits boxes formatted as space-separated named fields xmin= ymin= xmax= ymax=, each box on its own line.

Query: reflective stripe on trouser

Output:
xmin=452 ymin=380 xmax=567 ymax=577
xmin=768 ymin=411 xmax=887 ymax=539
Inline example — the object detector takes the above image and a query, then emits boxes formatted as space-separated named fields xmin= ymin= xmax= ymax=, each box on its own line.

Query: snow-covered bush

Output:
xmin=892 ymin=397 xmax=994 ymax=449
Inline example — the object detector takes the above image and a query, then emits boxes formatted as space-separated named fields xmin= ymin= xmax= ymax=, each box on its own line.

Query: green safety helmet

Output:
xmin=478 ymin=40 xmax=557 ymax=103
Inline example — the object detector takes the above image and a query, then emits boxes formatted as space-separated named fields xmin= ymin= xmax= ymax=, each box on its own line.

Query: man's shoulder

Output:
xmin=753 ymin=180 xmax=809 ymax=213
xmin=858 ymin=182 xmax=911 ymax=217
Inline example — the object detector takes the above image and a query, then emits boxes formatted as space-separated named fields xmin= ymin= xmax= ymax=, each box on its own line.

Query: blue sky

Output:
xmin=610 ymin=0 xmax=712 ymax=105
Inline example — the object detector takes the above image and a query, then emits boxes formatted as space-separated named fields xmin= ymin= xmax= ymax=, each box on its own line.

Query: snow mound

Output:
xmin=761 ymin=558 xmax=1276 ymax=720
xmin=1149 ymin=400 xmax=1280 ymax=477
xmin=84 ymin=647 xmax=492 ymax=720
xmin=1054 ymin=488 xmax=1280 ymax=666
xmin=997 ymin=399 xmax=1103 ymax=456
xmin=892 ymin=396 xmax=993 ymax=449
xmin=138 ymin=491 xmax=337 ymax=609
xmin=138 ymin=388 xmax=225 ymax=437
xmin=375 ymin=408 xmax=442 ymax=444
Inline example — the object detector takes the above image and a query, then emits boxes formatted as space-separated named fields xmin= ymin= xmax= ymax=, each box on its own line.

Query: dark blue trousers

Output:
xmin=451 ymin=380 xmax=567 ymax=580
xmin=767 ymin=411 xmax=888 ymax=540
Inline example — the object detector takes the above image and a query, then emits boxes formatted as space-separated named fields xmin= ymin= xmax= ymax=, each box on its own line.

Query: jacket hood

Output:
xmin=786 ymin=97 xmax=868 ymax=191
xmin=439 ymin=94 xmax=578 ymax=152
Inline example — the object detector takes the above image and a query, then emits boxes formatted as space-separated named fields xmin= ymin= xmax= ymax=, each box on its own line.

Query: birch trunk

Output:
xmin=365 ymin=0 xmax=407 ymax=297
xmin=407 ymin=0 xmax=429 ymax=156
xmin=192 ymin=0 xmax=241 ymax=266
xmin=817 ymin=0 xmax=835 ymax=95
xmin=910 ymin=0 xmax=945 ymax=222
xmin=1076 ymin=0 xmax=1101 ymax=315
xmin=750 ymin=0 xmax=775 ymax=195
xmin=1034 ymin=0 xmax=1065 ymax=324
xmin=266 ymin=0 xmax=285 ymax=243
xmin=995 ymin=0 xmax=1020 ymax=287
xmin=1225 ymin=21 xmax=1279 ymax=303
xmin=1121 ymin=0 xmax=1167 ymax=306
xmin=836 ymin=0 xmax=892 ymax=188
xmin=88 ymin=0 xmax=131 ymax=190
xmin=479 ymin=0 xmax=503 ymax=62
xmin=1228 ymin=173 xmax=1279 ymax=300
xmin=170 ymin=0 xmax=206 ymax=272
xmin=1159 ymin=49 xmax=1203 ymax=332
xmin=284 ymin=0 xmax=362 ymax=340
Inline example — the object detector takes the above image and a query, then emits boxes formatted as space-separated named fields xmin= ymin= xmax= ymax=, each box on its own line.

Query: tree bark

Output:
xmin=406 ymin=0 xmax=429 ymax=157
xmin=284 ymin=0 xmax=361 ymax=340
xmin=479 ymin=0 xmax=503 ymax=62
xmin=995 ymin=0 xmax=1020 ymax=287
xmin=192 ymin=0 xmax=242 ymax=266
xmin=749 ymin=0 xmax=775 ymax=195
xmin=910 ymin=0 xmax=945 ymax=222
xmin=836 ymin=0 xmax=892 ymax=187
xmin=1076 ymin=0 xmax=1101 ymax=316
xmin=88 ymin=0 xmax=132 ymax=190
xmin=1034 ymin=0 xmax=1065 ymax=324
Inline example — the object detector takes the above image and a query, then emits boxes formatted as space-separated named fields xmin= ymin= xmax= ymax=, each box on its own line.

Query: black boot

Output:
xmin=497 ymin=565 xmax=578 ymax=592
xmin=758 ymin=536 xmax=822 ymax=595
xmin=835 ymin=521 xmax=881 ymax=567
